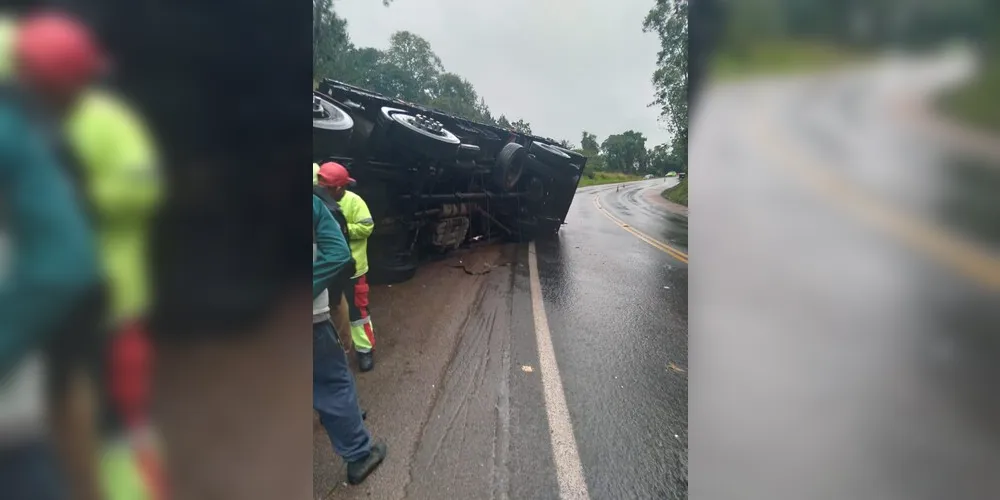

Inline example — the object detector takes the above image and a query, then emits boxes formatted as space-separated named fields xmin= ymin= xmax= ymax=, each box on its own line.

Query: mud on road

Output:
xmin=314 ymin=244 xmax=523 ymax=500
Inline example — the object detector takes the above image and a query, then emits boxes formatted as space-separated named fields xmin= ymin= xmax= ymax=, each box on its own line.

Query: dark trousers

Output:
xmin=312 ymin=320 xmax=371 ymax=462
xmin=0 ymin=440 xmax=68 ymax=500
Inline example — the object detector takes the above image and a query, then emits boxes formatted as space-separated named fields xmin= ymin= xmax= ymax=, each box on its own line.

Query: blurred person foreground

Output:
xmin=691 ymin=0 xmax=1000 ymax=499
xmin=1 ymin=8 xmax=164 ymax=500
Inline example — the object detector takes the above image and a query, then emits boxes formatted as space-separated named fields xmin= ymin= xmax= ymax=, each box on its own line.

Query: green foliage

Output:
xmin=711 ymin=41 xmax=872 ymax=79
xmin=717 ymin=0 xmax=989 ymax=51
xmin=313 ymin=0 xmax=351 ymax=79
xmin=643 ymin=0 xmax=688 ymax=177
xmin=383 ymin=31 xmax=444 ymax=102
xmin=662 ymin=178 xmax=688 ymax=206
xmin=510 ymin=119 xmax=532 ymax=135
xmin=940 ymin=57 xmax=1000 ymax=133
xmin=578 ymin=171 xmax=645 ymax=188
xmin=580 ymin=132 xmax=599 ymax=155
xmin=648 ymin=143 xmax=685 ymax=175
xmin=601 ymin=130 xmax=649 ymax=173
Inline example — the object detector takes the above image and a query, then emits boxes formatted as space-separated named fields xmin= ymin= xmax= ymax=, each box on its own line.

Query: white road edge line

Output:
xmin=527 ymin=241 xmax=591 ymax=500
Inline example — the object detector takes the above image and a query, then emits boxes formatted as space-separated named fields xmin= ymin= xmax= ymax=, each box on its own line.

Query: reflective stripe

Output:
xmin=357 ymin=218 xmax=374 ymax=225
xmin=351 ymin=317 xmax=372 ymax=327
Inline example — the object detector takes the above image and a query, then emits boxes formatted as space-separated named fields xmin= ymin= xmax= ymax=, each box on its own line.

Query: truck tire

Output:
xmin=524 ymin=155 xmax=560 ymax=179
xmin=368 ymin=251 xmax=418 ymax=285
xmin=381 ymin=106 xmax=461 ymax=160
xmin=528 ymin=142 xmax=573 ymax=169
xmin=313 ymin=94 xmax=354 ymax=157
xmin=553 ymin=145 xmax=586 ymax=167
xmin=493 ymin=142 xmax=526 ymax=191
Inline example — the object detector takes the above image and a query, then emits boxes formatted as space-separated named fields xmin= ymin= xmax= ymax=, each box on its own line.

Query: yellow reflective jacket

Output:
xmin=66 ymin=90 xmax=162 ymax=323
xmin=339 ymin=190 xmax=373 ymax=278
xmin=0 ymin=14 xmax=15 ymax=81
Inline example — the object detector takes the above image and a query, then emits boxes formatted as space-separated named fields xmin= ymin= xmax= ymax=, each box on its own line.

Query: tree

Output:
xmin=430 ymin=72 xmax=483 ymax=120
xmin=648 ymin=143 xmax=674 ymax=175
xmin=601 ymin=131 xmax=649 ymax=173
xmin=510 ymin=119 xmax=532 ymax=135
xmin=644 ymin=0 xmax=688 ymax=176
xmin=313 ymin=0 xmax=352 ymax=79
xmin=580 ymin=131 xmax=599 ymax=155
xmin=382 ymin=31 xmax=444 ymax=102
xmin=496 ymin=115 xmax=513 ymax=129
xmin=558 ymin=139 xmax=575 ymax=149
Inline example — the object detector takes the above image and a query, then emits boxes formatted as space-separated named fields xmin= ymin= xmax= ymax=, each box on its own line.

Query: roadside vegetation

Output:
xmin=578 ymin=172 xmax=645 ymax=188
xmin=940 ymin=58 xmax=1000 ymax=134
xmin=711 ymin=41 xmax=872 ymax=81
xmin=662 ymin=179 xmax=688 ymax=206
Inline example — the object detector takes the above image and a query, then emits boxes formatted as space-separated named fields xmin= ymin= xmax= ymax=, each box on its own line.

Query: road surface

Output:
xmin=691 ymin=49 xmax=1000 ymax=500
xmin=314 ymin=178 xmax=689 ymax=500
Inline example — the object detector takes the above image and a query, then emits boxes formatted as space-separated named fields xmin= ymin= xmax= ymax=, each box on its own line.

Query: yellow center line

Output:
xmin=592 ymin=194 xmax=689 ymax=264
xmin=752 ymin=113 xmax=1000 ymax=290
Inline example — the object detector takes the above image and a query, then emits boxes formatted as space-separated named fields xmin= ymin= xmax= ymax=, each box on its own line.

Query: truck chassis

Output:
xmin=313 ymin=79 xmax=586 ymax=284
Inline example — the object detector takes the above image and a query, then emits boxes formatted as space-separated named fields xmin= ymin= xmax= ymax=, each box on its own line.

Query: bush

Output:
xmin=662 ymin=178 xmax=688 ymax=206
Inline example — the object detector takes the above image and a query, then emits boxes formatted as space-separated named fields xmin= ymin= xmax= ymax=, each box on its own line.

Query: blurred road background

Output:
xmin=314 ymin=179 xmax=688 ymax=500
xmin=691 ymin=45 xmax=1000 ymax=499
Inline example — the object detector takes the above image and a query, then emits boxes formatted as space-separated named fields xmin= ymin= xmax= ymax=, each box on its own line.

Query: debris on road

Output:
xmin=520 ymin=365 xmax=534 ymax=373
xmin=668 ymin=362 xmax=686 ymax=373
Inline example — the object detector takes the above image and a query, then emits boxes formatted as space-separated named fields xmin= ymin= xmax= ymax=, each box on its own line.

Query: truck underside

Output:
xmin=313 ymin=79 xmax=586 ymax=284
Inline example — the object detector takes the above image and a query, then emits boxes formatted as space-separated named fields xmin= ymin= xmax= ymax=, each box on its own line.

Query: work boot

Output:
xmin=357 ymin=350 xmax=374 ymax=372
xmin=347 ymin=441 xmax=387 ymax=485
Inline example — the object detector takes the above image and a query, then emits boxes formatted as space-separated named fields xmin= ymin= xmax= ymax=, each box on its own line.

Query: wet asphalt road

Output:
xmin=315 ymin=179 xmax=688 ymax=500
xmin=531 ymin=179 xmax=688 ymax=499
xmin=692 ymin=50 xmax=1000 ymax=500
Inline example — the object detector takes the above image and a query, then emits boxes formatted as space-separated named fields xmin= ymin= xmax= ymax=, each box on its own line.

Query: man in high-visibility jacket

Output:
xmin=316 ymin=161 xmax=377 ymax=372
xmin=14 ymin=12 xmax=164 ymax=500
xmin=314 ymin=163 xmax=354 ymax=352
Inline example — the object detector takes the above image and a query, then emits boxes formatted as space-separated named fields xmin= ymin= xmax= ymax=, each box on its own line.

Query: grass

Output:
xmin=711 ymin=41 xmax=873 ymax=81
xmin=662 ymin=178 xmax=688 ymax=206
xmin=577 ymin=171 xmax=645 ymax=188
xmin=939 ymin=59 xmax=1000 ymax=134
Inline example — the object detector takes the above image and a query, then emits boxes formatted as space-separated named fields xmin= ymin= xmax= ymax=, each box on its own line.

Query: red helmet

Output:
xmin=317 ymin=161 xmax=356 ymax=188
xmin=14 ymin=12 xmax=108 ymax=93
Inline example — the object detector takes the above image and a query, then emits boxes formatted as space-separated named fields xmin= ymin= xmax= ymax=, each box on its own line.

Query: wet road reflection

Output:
xmin=582 ymin=179 xmax=689 ymax=253
xmin=693 ymin=50 xmax=1000 ymax=500
xmin=533 ymin=181 xmax=688 ymax=499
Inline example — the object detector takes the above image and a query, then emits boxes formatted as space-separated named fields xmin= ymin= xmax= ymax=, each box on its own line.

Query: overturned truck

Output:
xmin=313 ymin=79 xmax=586 ymax=284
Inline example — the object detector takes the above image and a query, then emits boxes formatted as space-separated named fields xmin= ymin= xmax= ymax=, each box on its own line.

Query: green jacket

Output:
xmin=66 ymin=89 xmax=162 ymax=323
xmin=339 ymin=190 xmax=374 ymax=278
xmin=313 ymin=195 xmax=352 ymax=300
xmin=0 ymin=14 xmax=13 ymax=81
xmin=0 ymin=96 xmax=101 ymax=377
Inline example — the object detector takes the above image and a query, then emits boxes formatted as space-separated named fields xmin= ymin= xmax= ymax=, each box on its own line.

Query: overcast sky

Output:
xmin=335 ymin=0 xmax=670 ymax=147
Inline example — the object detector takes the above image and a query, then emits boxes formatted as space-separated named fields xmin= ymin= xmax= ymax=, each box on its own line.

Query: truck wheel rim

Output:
xmin=312 ymin=95 xmax=354 ymax=131
xmin=391 ymin=112 xmax=460 ymax=144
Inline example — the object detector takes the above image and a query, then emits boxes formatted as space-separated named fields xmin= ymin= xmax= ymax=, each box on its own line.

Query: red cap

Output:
xmin=14 ymin=12 xmax=108 ymax=93
xmin=317 ymin=161 xmax=356 ymax=188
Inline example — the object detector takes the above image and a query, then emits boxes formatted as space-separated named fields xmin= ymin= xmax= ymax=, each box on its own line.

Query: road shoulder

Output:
xmin=648 ymin=184 xmax=689 ymax=217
